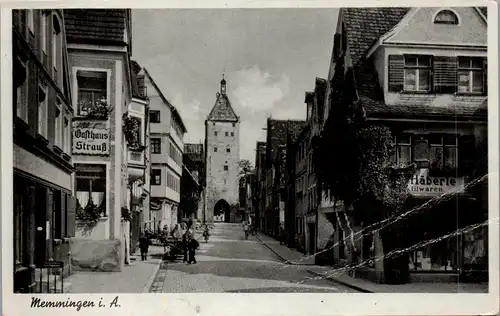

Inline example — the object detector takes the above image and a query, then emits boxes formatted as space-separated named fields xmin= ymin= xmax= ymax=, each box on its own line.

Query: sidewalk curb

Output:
xmin=255 ymin=234 xmax=290 ymax=264
xmin=306 ymin=269 xmax=373 ymax=293
xmin=142 ymin=258 xmax=163 ymax=293
xmin=255 ymin=234 xmax=315 ymax=266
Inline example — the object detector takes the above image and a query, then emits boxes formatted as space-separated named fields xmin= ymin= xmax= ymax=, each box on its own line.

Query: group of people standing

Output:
xmin=172 ymin=223 xmax=200 ymax=264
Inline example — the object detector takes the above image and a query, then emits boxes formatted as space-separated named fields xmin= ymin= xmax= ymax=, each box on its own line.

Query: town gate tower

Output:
xmin=204 ymin=75 xmax=240 ymax=223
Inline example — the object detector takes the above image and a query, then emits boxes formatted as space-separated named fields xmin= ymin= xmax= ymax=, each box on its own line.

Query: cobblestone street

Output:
xmin=151 ymin=223 xmax=356 ymax=293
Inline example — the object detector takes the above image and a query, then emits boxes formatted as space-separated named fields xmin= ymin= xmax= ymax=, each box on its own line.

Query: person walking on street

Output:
xmin=243 ymin=222 xmax=249 ymax=240
xmin=188 ymin=237 xmax=199 ymax=264
xmin=139 ymin=233 xmax=149 ymax=261
xmin=203 ymin=225 xmax=210 ymax=243
xmin=279 ymin=225 xmax=286 ymax=245
xmin=182 ymin=234 xmax=189 ymax=263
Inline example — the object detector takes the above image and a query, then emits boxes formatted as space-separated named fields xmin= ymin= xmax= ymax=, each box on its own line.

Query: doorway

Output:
xmin=308 ymin=223 xmax=316 ymax=255
xmin=214 ymin=199 xmax=231 ymax=223
xmin=34 ymin=186 xmax=47 ymax=266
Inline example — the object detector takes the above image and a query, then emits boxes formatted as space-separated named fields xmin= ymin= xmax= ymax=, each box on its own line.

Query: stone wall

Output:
xmin=70 ymin=239 xmax=122 ymax=272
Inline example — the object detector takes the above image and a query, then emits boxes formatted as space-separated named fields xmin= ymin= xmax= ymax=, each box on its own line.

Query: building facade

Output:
xmin=324 ymin=7 xmax=488 ymax=283
xmin=264 ymin=119 xmax=305 ymax=237
xmin=184 ymin=143 xmax=206 ymax=221
xmin=65 ymin=9 xmax=134 ymax=270
xmin=204 ymin=77 xmax=240 ymax=223
xmin=127 ymin=60 xmax=150 ymax=254
xmin=143 ymin=68 xmax=187 ymax=233
xmin=13 ymin=9 xmax=75 ymax=293
xmin=254 ymin=141 xmax=267 ymax=231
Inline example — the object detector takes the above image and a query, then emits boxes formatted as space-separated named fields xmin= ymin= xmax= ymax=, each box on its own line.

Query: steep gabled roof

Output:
xmin=340 ymin=7 xmax=488 ymax=120
xmin=64 ymin=9 xmax=128 ymax=45
xmin=207 ymin=92 xmax=238 ymax=122
xmin=266 ymin=119 xmax=306 ymax=166
xmin=343 ymin=8 xmax=410 ymax=68
xmin=143 ymin=68 xmax=187 ymax=133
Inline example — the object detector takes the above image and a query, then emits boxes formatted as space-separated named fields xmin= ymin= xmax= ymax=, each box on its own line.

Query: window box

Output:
xmin=53 ymin=145 xmax=63 ymax=155
xmin=35 ymin=133 xmax=49 ymax=147
xmin=61 ymin=152 xmax=71 ymax=162
xmin=13 ymin=117 xmax=29 ymax=134
xmin=129 ymin=143 xmax=146 ymax=153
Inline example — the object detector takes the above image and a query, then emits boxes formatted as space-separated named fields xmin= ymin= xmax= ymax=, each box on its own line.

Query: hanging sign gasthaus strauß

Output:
xmin=72 ymin=124 xmax=110 ymax=156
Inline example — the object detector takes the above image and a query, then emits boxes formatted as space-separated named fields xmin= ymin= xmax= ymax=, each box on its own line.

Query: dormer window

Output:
xmin=434 ymin=10 xmax=459 ymax=25
xmin=404 ymin=55 xmax=431 ymax=92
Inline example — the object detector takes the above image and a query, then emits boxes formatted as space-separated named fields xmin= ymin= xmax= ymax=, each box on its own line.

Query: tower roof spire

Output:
xmin=208 ymin=74 xmax=238 ymax=122
xmin=220 ymin=73 xmax=227 ymax=95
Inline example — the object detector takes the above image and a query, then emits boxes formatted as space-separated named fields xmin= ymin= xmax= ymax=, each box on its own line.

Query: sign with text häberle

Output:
xmin=72 ymin=122 xmax=110 ymax=156
xmin=408 ymin=168 xmax=464 ymax=197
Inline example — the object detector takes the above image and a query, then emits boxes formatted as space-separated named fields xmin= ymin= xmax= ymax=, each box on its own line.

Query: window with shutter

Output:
xmin=433 ymin=56 xmax=458 ymax=93
xmin=403 ymin=55 xmax=432 ymax=92
xmin=396 ymin=135 xmax=412 ymax=167
xmin=388 ymin=55 xmax=404 ymax=92
xmin=66 ymin=196 xmax=76 ymax=237
xmin=458 ymin=57 xmax=485 ymax=94
xmin=61 ymin=192 xmax=66 ymax=238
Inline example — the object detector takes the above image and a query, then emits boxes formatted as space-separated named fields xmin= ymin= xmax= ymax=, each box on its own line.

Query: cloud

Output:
xmin=232 ymin=65 xmax=291 ymax=116
xmin=171 ymin=94 xmax=206 ymax=144
xmin=239 ymin=119 xmax=267 ymax=164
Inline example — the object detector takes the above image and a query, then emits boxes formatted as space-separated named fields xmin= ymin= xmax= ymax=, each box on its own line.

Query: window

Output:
xmin=150 ymin=110 xmax=160 ymax=123
xmin=54 ymin=99 xmax=63 ymax=148
xmin=52 ymin=16 xmax=62 ymax=84
xmin=413 ymin=135 xmax=429 ymax=165
xmin=26 ymin=10 xmax=34 ymax=35
xmin=404 ymin=55 xmax=431 ymax=92
xmin=214 ymin=131 xmax=218 ymax=136
xmin=151 ymin=169 xmax=161 ymax=185
xmin=16 ymin=59 xmax=28 ymax=123
xmin=214 ymin=147 xmax=218 ymax=152
xmin=232 ymin=123 xmax=235 ymax=127
xmin=37 ymin=85 xmax=48 ymax=138
xmin=77 ymin=70 xmax=107 ymax=115
xmin=226 ymin=148 xmax=230 ymax=153
xmin=75 ymin=164 xmax=107 ymax=216
xmin=151 ymin=138 xmax=161 ymax=154
xmin=458 ymin=57 xmax=484 ymax=94
xmin=430 ymin=135 xmax=458 ymax=170
xmin=225 ymin=132 xmax=228 ymax=137
xmin=224 ymin=165 xmax=229 ymax=171
xmin=434 ymin=10 xmax=459 ymax=25
xmin=395 ymin=135 xmax=412 ymax=167
xmin=40 ymin=12 xmax=47 ymax=54
xmin=231 ymin=132 xmax=234 ymax=137
xmin=63 ymin=114 xmax=71 ymax=153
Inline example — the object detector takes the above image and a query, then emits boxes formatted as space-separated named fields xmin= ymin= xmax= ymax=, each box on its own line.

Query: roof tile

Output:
xmin=207 ymin=92 xmax=238 ymax=122
xmin=360 ymin=94 xmax=487 ymax=121
xmin=64 ymin=9 xmax=127 ymax=44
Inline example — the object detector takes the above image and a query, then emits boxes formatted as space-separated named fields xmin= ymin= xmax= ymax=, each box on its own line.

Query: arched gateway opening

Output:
xmin=214 ymin=199 xmax=231 ymax=223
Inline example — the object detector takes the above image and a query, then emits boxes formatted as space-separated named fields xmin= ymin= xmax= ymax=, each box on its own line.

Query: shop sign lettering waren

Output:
xmin=72 ymin=124 xmax=110 ymax=156
xmin=408 ymin=168 xmax=464 ymax=197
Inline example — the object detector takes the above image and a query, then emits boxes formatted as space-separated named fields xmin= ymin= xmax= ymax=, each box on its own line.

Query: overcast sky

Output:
xmin=132 ymin=9 xmax=338 ymax=165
